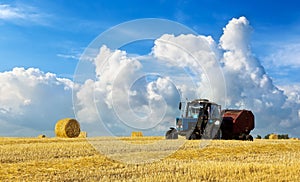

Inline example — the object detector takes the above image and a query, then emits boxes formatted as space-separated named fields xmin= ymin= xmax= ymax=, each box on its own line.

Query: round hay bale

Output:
xmin=269 ymin=134 xmax=278 ymax=139
xmin=131 ymin=131 xmax=143 ymax=137
xmin=55 ymin=118 xmax=80 ymax=138
xmin=78 ymin=131 xmax=87 ymax=138
xmin=38 ymin=134 xmax=46 ymax=138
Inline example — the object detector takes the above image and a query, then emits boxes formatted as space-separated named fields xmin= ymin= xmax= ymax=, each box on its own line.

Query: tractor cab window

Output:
xmin=187 ymin=103 xmax=203 ymax=118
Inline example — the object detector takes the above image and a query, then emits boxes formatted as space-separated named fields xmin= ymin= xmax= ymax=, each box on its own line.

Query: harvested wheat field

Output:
xmin=1 ymin=137 xmax=300 ymax=181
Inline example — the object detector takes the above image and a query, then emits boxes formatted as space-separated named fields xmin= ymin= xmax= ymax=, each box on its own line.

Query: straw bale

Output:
xmin=78 ymin=131 xmax=87 ymax=138
xmin=131 ymin=131 xmax=143 ymax=137
xmin=37 ymin=134 xmax=46 ymax=138
xmin=55 ymin=118 xmax=80 ymax=138
xmin=269 ymin=134 xmax=278 ymax=139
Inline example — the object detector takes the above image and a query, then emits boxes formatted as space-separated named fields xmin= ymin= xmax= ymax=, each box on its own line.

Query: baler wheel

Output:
xmin=246 ymin=135 xmax=253 ymax=141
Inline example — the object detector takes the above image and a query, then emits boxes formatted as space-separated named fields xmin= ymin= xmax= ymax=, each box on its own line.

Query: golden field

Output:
xmin=1 ymin=137 xmax=300 ymax=181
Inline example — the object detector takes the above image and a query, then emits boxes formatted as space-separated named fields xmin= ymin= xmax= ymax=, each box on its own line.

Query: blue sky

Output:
xmin=1 ymin=0 xmax=300 ymax=82
xmin=1 ymin=0 xmax=300 ymax=137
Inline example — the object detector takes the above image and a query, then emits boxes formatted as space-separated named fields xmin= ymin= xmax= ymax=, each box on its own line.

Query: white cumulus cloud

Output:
xmin=0 ymin=67 xmax=75 ymax=136
xmin=152 ymin=33 xmax=226 ymax=106
xmin=73 ymin=45 xmax=181 ymax=136
xmin=219 ymin=17 xmax=296 ymax=135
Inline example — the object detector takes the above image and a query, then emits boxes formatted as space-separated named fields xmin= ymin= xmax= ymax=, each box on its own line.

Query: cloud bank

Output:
xmin=1 ymin=16 xmax=299 ymax=137
xmin=0 ymin=67 xmax=74 ymax=136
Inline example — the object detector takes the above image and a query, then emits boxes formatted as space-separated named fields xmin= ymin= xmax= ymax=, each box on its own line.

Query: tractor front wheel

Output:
xmin=165 ymin=128 xmax=178 ymax=139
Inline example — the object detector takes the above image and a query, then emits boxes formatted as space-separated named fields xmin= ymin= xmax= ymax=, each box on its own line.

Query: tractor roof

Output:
xmin=189 ymin=99 xmax=219 ymax=106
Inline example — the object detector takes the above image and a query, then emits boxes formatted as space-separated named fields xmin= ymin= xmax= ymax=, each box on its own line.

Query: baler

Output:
xmin=221 ymin=109 xmax=254 ymax=141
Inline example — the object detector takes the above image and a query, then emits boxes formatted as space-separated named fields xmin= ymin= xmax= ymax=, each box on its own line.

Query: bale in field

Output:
xmin=131 ymin=131 xmax=143 ymax=137
xmin=55 ymin=118 xmax=80 ymax=138
xmin=269 ymin=134 xmax=278 ymax=139
xmin=37 ymin=134 xmax=46 ymax=138
xmin=78 ymin=131 xmax=87 ymax=138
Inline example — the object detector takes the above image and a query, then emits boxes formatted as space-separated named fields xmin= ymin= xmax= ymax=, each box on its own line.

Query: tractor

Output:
xmin=165 ymin=99 xmax=254 ymax=141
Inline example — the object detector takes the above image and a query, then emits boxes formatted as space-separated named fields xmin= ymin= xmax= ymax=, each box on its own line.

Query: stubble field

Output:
xmin=1 ymin=137 xmax=300 ymax=181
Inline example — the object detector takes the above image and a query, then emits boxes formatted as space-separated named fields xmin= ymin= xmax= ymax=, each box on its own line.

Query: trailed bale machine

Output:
xmin=221 ymin=109 xmax=254 ymax=141
xmin=165 ymin=99 xmax=254 ymax=141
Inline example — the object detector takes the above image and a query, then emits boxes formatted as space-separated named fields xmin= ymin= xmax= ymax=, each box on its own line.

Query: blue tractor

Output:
xmin=165 ymin=99 xmax=222 ymax=140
